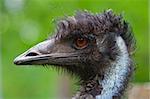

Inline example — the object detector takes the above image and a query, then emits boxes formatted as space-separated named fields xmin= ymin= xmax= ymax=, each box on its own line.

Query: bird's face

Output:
xmin=14 ymin=10 xmax=128 ymax=80
xmin=14 ymin=29 xmax=110 ymax=80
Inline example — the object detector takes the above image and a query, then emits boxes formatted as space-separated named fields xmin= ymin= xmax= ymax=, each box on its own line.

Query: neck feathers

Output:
xmin=96 ymin=36 xmax=134 ymax=99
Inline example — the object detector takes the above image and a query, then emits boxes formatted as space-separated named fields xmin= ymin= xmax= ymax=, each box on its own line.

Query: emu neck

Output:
xmin=96 ymin=37 xmax=132 ymax=99
xmin=73 ymin=37 xmax=133 ymax=99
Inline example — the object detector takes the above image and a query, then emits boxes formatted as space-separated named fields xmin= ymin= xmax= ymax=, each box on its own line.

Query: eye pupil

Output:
xmin=76 ymin=37 xmax=88 ymax=49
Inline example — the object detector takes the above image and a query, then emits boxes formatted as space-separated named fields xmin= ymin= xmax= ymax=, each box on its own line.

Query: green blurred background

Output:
xmin=0 ymin=0 xmax=149 ymax=99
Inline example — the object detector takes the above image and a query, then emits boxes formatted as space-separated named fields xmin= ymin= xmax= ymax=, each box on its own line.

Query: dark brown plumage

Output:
xmin=55 ymin=10 xmax=135 ymax=53
xmin=14 ymin=9 xmax=136 ymax=99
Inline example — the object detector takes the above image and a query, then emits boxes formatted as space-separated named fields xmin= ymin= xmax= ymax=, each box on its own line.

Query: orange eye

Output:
xmin=75 ymin=37 xmax=88 ymax=49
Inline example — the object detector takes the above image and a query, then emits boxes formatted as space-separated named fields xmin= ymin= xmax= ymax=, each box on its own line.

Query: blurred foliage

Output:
xmin=0 ymin=0 xmax=149 ymax=99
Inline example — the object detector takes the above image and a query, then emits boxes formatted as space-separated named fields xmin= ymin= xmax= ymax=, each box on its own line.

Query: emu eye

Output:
xmin=75 ymin=37 xmax=88 ymax=49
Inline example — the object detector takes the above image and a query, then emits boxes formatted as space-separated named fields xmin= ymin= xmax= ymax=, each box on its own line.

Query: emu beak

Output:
xmin=14 ymin=38 xmax=78 ymax=66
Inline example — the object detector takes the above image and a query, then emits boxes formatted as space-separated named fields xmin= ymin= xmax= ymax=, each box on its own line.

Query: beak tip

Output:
xmin=14 ymin=56 xmax=24 ymax=65
xmin=13 ymin=58 xmax=21 ymax=65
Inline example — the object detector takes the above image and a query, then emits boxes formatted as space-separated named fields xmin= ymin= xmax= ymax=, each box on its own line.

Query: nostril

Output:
xmin=26 ymin=52 xmax=39 ymax=56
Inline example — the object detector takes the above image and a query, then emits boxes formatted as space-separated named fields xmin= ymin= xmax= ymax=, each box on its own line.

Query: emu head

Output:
xmin=14 ymin=10 xmax=135 ymax=81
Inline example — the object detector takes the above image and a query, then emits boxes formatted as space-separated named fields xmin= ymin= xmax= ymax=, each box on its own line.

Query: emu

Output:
xmin=14 ymin=10 xmax=135 ymax=99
